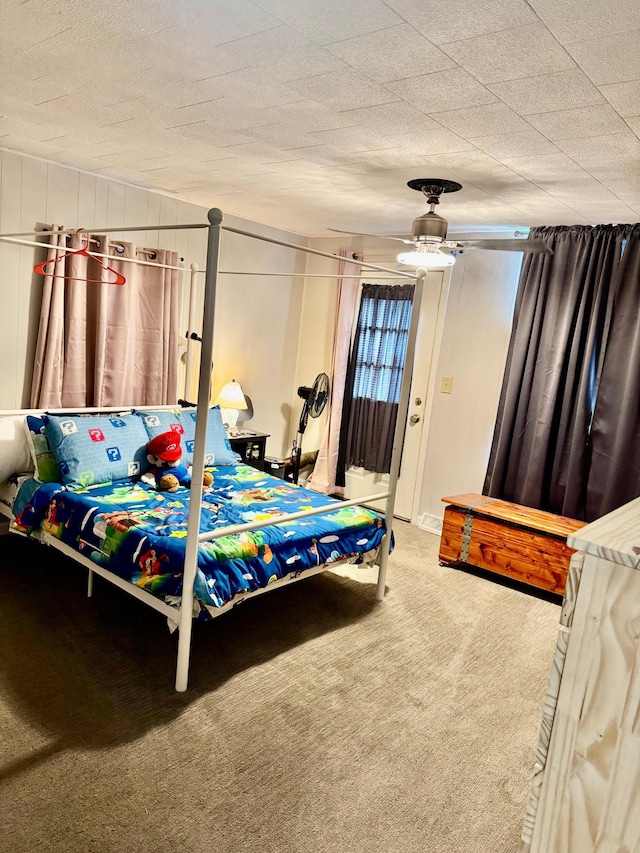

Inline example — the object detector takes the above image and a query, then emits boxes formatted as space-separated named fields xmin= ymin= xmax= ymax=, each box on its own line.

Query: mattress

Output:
xmin=12 ymin=463 xmax=388 ymax=618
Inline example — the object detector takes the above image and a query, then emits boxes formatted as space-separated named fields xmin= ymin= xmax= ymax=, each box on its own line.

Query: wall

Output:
xmin=298 ymin=232 xmax=523 ymax=526
xmin=417 ymin=233 xmax=522 ymax=528
xmin=0 ymin=148 xmax=307 ymax=455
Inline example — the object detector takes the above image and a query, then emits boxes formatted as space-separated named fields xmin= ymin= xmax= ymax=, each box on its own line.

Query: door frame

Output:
xmin=344 ymin=267 xmax=451 ymax=522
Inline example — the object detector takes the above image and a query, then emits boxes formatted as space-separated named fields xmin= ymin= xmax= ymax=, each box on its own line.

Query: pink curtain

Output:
xmin=307 ymin=252 xmax=360 ymax=496
xmin=31 ymin=228 xmax=180 ymax=408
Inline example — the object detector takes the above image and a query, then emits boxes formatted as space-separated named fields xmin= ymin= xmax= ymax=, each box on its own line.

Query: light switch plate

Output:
xmin=441 ymin=376 xmax=453 ymax=394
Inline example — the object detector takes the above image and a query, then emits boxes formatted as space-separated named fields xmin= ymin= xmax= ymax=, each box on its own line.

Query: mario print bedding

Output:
xmin=12 ymin=463 xmax=388 ymax=618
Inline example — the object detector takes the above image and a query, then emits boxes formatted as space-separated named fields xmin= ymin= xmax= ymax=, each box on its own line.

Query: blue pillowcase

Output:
xmin=43 ymin=413 xmax=150 ymax=489
xmin=24 ymin=415 xmax=60 ymax=483
xmin=133 ymin=406 xmax=240 ymax=466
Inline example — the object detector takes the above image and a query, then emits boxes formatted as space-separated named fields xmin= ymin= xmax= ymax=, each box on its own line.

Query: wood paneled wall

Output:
xmin=0 ymin=149 xmax=307 ymax=455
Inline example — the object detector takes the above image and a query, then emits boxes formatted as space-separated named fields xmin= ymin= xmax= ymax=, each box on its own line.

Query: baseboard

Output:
xmin=417 ymin=513 xmax=443 ymax=536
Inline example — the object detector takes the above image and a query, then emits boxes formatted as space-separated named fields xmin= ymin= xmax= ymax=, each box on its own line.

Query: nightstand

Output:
xmin=228 ymin=431 xmax=270 ymax=471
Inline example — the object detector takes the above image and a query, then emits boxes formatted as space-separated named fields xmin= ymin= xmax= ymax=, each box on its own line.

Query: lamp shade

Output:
xmin=214 ymin=379 xmax=248 ymax=410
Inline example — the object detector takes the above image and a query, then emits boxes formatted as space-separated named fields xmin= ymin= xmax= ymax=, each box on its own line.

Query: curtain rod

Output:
xmin=0 ymin=236 xmax=189 ymax=273
xmin=0 ymin=214 xmax=416 ymax=279
xmin=0 ymin=222 xmax=209 ymax=238
xmin=0 ymin=236 xmax=409 ymax=279
xmin=221 ymin=223 xmax=416 ymax=279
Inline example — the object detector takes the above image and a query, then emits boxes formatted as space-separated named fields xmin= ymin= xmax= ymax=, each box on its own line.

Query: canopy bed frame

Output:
xmin=0 ymin=208 xmax=427 ymax=691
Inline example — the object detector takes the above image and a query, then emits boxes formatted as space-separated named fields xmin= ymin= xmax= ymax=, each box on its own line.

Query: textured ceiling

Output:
xmin=1 ymin=0 xmax=640 ymax=235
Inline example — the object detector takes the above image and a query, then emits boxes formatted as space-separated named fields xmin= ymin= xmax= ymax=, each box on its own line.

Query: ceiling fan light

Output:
xmin=397 ymin=250 xmax=456 ymax=268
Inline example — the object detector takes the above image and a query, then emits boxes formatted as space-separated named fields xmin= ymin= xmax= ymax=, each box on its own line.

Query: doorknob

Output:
xmin=409 ymin=414 xmax=420 ymax=425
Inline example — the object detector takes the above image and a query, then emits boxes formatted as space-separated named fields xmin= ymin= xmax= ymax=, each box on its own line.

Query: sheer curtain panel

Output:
xmin=307 ymin=252 xmax=360 ymax=496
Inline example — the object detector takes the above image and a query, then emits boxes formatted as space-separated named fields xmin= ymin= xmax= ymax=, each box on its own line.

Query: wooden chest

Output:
xmin=439 ymin=493 xmax=587 ymax=596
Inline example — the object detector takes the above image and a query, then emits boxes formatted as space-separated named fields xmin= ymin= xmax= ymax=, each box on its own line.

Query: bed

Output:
xmin=0 ymin=207 xmax=426 ymax=691
xmin=11 ymin=460 xmax=388 ymax=622
xmin=0 ymin=400 xmax=397 ymax=692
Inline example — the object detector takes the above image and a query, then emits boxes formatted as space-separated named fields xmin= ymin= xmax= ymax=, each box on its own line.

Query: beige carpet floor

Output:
xmin=0 ymin=522 xmax=560 ymax=853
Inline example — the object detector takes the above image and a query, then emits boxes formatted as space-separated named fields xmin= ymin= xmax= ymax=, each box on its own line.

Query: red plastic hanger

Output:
xmin=33 ymin=229 xmax=126 ymax=285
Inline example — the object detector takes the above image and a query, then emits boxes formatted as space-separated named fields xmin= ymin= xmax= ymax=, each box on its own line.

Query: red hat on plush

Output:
xmin=147 ymin=430 xmax=182 ymax=462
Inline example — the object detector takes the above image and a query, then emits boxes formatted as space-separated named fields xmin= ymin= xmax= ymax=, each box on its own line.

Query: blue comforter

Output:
xmin=13 ymin=464 xmax=388 ymax=616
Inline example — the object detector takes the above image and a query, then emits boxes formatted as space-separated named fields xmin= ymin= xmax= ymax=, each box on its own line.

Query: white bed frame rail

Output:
xmin=0 ymin=208 xmax=426 ymax=692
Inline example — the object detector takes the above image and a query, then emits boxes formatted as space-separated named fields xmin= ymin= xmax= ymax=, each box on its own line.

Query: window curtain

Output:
xmin=337 ymin=283 xmax=414 ymax=483
xmin=483 ymin=224 xmax=625 ymax=520
xmin=30 ymin=227 xmax=180 ymax=408
xmin=306 ymin=252 xmax=361 ymax=497
xmin=587 ymin=225 xmax=640 ymax=519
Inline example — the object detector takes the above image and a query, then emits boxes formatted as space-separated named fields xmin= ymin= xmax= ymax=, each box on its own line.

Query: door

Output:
xmin=345 ymin=269 xmax=448 ymax=521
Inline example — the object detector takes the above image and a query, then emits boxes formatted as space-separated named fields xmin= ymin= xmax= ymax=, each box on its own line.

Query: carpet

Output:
xmin=0 ymin=522 xmax=560 ymax=853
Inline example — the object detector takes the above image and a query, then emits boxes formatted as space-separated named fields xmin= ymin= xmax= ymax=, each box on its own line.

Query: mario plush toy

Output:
xmin=142 ymin=430 xmax=213 ymax=493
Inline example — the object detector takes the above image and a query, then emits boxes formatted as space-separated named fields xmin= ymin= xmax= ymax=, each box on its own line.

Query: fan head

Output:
xmin=309 ymin=372 xmax=329 ymax=417
xmin=297 ymin=372 xmax=330 ymax=434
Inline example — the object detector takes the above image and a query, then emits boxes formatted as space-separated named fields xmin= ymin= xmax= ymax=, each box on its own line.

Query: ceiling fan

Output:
xmin=330 ymin=179 xmax=553 ymax=267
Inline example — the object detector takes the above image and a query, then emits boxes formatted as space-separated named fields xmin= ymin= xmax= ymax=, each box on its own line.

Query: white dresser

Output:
xmin=522 ymin=495 xmax=640 ymax=851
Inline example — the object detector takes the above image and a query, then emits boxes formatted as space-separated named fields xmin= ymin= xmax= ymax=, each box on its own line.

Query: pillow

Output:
xmin=0 ymin=416 xmax=34 ymax=484
xmin=43 ymin=413 xmax=150 ymax=489
xmin=134 ymin=406 xmax=240 ymax=466
xmin=24 ymin=415 xmax=60 ymax=483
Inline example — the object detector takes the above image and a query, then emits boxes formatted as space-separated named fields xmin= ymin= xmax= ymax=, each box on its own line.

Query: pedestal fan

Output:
xmin=289 ymin=372 xmax=329 ymax=484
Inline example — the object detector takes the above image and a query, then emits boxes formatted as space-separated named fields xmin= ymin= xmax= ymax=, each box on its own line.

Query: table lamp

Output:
xmin=214 ymin=379 xmax=248 ymax=430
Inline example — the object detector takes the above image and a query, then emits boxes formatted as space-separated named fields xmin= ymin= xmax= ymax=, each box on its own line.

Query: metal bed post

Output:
xmin=376 ymin=267 xmax=427 ymax=601
xmin=184 ymin=263 xmax=199 ymax=402
xmin=175 ymin=209 xmax=222 ymax=692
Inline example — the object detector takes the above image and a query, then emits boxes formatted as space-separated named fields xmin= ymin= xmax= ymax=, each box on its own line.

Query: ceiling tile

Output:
xmin=381 ymin=128 xmax=474 ymax=155
xmin=468 ymin=130 xmax=559 ymax=158
xmin=385 ymin=68 xmax=497 ymax=113
xmin=325 ymin=24 xmax=455 ymax=83
xmin=216 ymin=25 xmax=346 ymax=82
xmin=346 ymin=147 xmax=427 ymax=169
xmin=168 ymin=0 xmax=283 ymax=45
xmin=422 ymin=150 xmax=526 ymax=189
xmin=440 ymin=23 xmax=575 ymax=84
xmin=276 ymin=144 xmax=359 ymax=166
xmin=527 ymin=0 xmax=640 ymax=46
xmin=567 ymin=31 xmax=640 ymax=86
xmin=382 ymin=0 xmax=537 ymax=45
xmin=334 ymin=102 xmax=441 ymax=134
xmin=567 ymin=201 xmax=640 ymax=222
xmin=544 ymin=179 xmax=619 ymax=205
xmin=488 ymin=69 xmax=605 ymax=116
xmin=501 ymin=152 xmax=621 ymax=203
xmin=526 ymin=104 xmax=630 ymax=141
xmin=501 ymin=151 xmax=598 ymax=184
xmin=251 ymin=0 xmax=403 ymax=45
xmin=598 ymin=81 xmax=640 ymax=118
xmin=287 ymin=69 xmax=398 ymax=112
xmin=243 ymin=124 xmax=324 ymax=150
xmin=248 ymin=101 xmax=356 ymax=134
xmin=429 ymin=103 xmax=531 ymax=138
xmin=624 ymin=115 xmax=640 ymax=138
xmin=554 ymin=132 xmax=640 ymax=168
xmin=306 ymin=126 xmax=397 ymax=153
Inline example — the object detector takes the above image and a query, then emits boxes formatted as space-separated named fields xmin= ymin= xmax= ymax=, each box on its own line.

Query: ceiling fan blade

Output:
xmin=327 ymin=228 xmax=413 ymax=245
xmin=455 ymin=238 xmax=552 ymax=255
